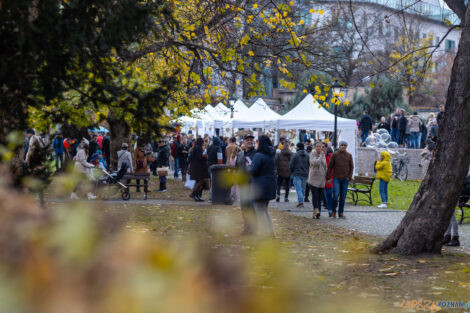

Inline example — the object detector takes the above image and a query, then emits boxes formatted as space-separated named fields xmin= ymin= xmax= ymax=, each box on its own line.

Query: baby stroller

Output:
xmin=98 ymin=163 xmax=131 ymax=200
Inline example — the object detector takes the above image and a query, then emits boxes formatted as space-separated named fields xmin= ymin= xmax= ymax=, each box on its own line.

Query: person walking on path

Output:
xmin=375 ymin=150 xmax=393 ymax=208
xmin=207 ymin=136 xmax=223 ymax=201
xmin=409 ymin=112 xmax=422 ymax=149
xmin=171 ymin=135 xmax=182 ymax=178
xmin=436 ymin=104 xmax=445 ymax=126
xmin=326 ymin=141 xmax=354 ymax=218
xmin=304 ymin=145 xmax=313 ymax=203
xmin=189 ymin=138 xmax=209 ymax=202
xmin=180 ymin=137 xmax=190 ymax=181
xmin=52 ymin=133 xmax=65 ymax=172
xmin=156 ymin=139 xmax=170 ymax=192
xmin=70 ymin=138 xmax=95 ymax=200
xmin=249 ymin=135 xmax=276 ymax=236
xmin=308 ymin=141 xmax=327 ymax=219
xmin=359 ymin=110 xmax=373 ymax=146
xmin=275 ymin=140 xmax=293 ymax=202
xmin=289 ymin=142 xmax=310 ymax=208
xmin=322 ymin=142 xmax=334 ymax=217
xmin=376 ymin=117 xmax=390 ymax=133
xmin=225 ymin=137 xmax=241 ymax=166
xmin=236 ymin=134 xmax=257 ymax=235
xmin=133 ymin=141 xmax=149 ymax=192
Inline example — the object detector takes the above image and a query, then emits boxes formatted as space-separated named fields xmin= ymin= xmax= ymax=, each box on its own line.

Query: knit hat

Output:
xmin=90 ymin=153 xmax=100 ymax=163
xmin=122 ymin=142 xmax=128 ymax=149
xmin=338 ymin=140 xmax=348 ymax=147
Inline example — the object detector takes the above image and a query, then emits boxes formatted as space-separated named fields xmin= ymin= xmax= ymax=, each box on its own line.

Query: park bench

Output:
xmin=122 ymin=172 xmax=151 ymax=200
xmin=347 ymin=176 xmax=375 ymax=206
xmin=458 ymin=195 xmax=470 ymax=224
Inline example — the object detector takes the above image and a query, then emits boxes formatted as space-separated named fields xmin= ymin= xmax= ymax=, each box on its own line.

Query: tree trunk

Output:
xmin=107 ymin=111 xmax=132 ymax=170
xmin=374 ymin=6 xmax=470 ymax=255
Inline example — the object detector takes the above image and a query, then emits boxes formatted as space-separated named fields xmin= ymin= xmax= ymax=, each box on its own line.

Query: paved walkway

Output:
xmin=46 ymin=196 xmax=469 ymax=253
xmin=269 ymin=200 xmax=470 ymax=253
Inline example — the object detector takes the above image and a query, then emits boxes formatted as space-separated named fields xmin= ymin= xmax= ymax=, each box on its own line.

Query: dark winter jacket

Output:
xmin=157 ymin=145 xmax=170 ymax=167
xmin=326 ymin=150 xmax=354 ymax=180
xmin=53 ymin=137 xmax=64 ymax=155
xmin=289 ymin=149 xmax=310 ymax=177
xmin=436 ymin=111 xmax=444 ymax=126
xmin=398 ymin=115 xmax=408 ymax=131
xmin=390 ymin=114 xmax=399 ymax=129
xmin=207 ymin=137 xmax=222 ymax=166
xmin=459 ymin=175 xmax=470 ymax=204
xmin=377 ymin=122 xmax=390 ymax=132
xmin=189 ymin=145 xmax=209 ymax=181
xmin=88 ymin=140 xmax=99 ymax=161
xmin=249 ymin=145 xmax=277 ymax=201
xmin=276 ymin=148 xmax=293 ymax=178
xmin=102 ymin=136 xmax=110 ymax=159
xmin=359 ymin=114 xmax=373 ymax=132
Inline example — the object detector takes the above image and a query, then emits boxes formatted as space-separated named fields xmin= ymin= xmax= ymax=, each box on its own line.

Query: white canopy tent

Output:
xmin=271 ymin=94 xmax=357 ymax=165
xmin=232 ymin=98 xmax=281 ymax=129
xmin=232 ymin=99 xmax=249 ymax=115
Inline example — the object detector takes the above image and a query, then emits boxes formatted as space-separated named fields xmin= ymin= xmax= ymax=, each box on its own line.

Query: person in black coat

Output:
xmin=101 ymin=133 xmax=111 ymax=167
xmin=398 ymin=110 xmax=408 ymax=147
xmin=156 ymin=140 xmax=170 ymax=192
xmin=207 ymin=136 xmax=222 ymax=166
xmin=189 ymin=138 xmax=209 ymax=201
xmin=88 ymin=134 xmax=99 ymax=162
xmin=359 ymin=110 xmax=373 ymax=146
xmin=376 ymin=117 xmax=390 ymax=133
xmin=249 ymin=135 xmax=276 ymax=236
xmin=236 ymin=134 xmax=257 ymax=234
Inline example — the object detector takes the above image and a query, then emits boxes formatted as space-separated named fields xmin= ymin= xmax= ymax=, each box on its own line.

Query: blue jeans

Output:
xmin=323 ymin=187 xmax=333 ymax=213
xmin=391 ymin=128 xmax=399 ymax=143
xmin=55 ymin=153 xmax=64 ymax=171
xmin=410 ymin=132 xmax=420 ymax=149
xmin=379 ymin=179 xmax=388 ymax=204
xmin=361 ymin=130 xmax=369 ymax=145
xmin=174 ymin=158 xmax=180 ymax=178
xmin=333 ymin=178 xmax=349 ymax=214
xmin=293 ymin=176 xmax=307 ymax=204
xmin=417 ymin=133 xmax=422 ymax=149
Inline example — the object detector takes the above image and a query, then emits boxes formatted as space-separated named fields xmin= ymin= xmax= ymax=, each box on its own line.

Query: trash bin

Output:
xmin=209 ymin=164 xmax=234 ymax=205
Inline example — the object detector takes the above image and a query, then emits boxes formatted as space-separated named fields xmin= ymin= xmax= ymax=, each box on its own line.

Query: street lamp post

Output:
xmin=228 ymin=94 xmax=236 ymax=136
xmin=332 ymin=79 xmax=342 ymax=150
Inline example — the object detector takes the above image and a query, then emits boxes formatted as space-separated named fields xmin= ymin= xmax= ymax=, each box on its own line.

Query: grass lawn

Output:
xmin=370 ymin=179 xmax=421 ymax=211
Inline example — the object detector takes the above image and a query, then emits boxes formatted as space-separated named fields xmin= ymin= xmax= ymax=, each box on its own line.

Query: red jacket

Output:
xmin=325 ymin=153 xmax=333 ymax=189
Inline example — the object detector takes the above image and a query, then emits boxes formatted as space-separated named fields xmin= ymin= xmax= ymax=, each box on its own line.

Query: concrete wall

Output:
xmin=356 ymin=147 xmax=423 ymax=180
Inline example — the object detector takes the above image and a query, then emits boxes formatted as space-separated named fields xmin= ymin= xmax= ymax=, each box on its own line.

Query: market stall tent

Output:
xmin=271 ymin=94 xmax=357 ymax=165
xmin=232 ymin=98 xmax=281 ymax=129
xmin=232 ymin=99 xmax=249 ymax=115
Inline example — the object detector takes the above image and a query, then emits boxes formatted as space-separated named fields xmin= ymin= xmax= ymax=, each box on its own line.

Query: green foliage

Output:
xmin=0 ymin=0 xmax=170 ymax=144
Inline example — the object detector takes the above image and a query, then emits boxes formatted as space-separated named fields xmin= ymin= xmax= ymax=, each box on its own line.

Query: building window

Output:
xmin=445 ymin=39 xmax=455 ymax=52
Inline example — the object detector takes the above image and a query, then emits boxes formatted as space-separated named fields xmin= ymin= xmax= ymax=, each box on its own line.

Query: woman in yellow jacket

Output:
xmin=375 ymin=150 xmax=393 ymax=208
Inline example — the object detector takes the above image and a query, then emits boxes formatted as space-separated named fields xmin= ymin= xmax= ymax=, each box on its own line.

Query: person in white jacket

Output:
xmin=117 ymin=142 xmax=133 ymax=173
xmin=70 ymin=138 xmax=96 ymax=200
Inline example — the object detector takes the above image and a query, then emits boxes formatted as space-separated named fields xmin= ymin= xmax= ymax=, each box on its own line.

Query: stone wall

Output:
xmin=356 ymin=147 xmax=424 ymax=180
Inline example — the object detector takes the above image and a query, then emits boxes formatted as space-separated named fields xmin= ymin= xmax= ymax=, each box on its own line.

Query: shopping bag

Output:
xmin=157 ymin=166 xmax=169 ymax=176
xmin=184 ymin=175 xmax=195 ymax=190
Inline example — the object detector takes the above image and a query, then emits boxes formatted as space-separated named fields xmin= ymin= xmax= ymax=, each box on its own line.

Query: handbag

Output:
xmin=157 ymin=166 xmax=169 ymax=177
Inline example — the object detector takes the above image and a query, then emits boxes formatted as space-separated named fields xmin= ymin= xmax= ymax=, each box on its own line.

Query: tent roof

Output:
xmin=232 ymin=99 xmax=249 ymax=114
xmin=215 ymin=102 xmax=230 ymax=113
xmin=232 ymin=98 xmax=280 ymax=128
xmin=273 ymin=94 xmax=357 ymax=131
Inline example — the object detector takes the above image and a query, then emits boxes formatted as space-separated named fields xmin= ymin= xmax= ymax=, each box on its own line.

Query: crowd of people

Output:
xmin=358 ymin=105 xmax=445 ymax=149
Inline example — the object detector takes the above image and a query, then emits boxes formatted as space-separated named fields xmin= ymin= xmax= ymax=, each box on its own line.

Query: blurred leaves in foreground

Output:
xmin=0 ymin=171 xmax=305 ymax=313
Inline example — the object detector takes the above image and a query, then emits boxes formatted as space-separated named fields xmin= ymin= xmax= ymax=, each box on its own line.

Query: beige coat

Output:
xmin=307 ymin=151 xmax=327 ymax=188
